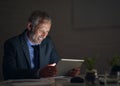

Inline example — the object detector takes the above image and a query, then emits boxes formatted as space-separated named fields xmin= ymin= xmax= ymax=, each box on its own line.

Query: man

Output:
xmin=3 ymin=10 xmax=60 ymax=80
xmin=3 ymin=10 xmax=80 ymax=80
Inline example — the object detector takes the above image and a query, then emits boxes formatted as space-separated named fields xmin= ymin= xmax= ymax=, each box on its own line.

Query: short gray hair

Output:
xmin=28 ymin=10 xmax=52 ymax=28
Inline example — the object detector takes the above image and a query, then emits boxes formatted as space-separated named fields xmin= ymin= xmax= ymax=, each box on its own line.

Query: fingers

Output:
xmin=48 ymin=63 xmax=56 ymax=66
xmin=39 ymin=65 xmax=57 ymax=77
xmin=67 ymin=68 xmax=80 ymax=77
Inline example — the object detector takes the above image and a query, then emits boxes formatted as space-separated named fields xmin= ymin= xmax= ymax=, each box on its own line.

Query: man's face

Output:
xmin=28 ymin=20 xmax=51 ymax=44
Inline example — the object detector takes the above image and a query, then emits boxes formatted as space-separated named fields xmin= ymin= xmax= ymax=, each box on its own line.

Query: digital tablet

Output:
xmin=56 ymin=59 xmax=84 ymax=76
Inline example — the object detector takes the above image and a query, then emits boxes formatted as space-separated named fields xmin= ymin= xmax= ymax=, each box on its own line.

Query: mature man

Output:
xmin=3 ymin=10 xmax=80 ymax=80
xmin=3 ymin=10 xmax=60 ymax=80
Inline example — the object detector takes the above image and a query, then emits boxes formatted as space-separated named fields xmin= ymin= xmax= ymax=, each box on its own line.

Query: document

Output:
xmin=0 ymin=78 xmax=55 ymax=86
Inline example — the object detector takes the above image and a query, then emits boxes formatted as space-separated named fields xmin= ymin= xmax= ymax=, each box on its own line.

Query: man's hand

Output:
xmin=66 ymin=67 xmax=80 ymax=77
xmin=38 ymin=63 xmax=57 ymax=77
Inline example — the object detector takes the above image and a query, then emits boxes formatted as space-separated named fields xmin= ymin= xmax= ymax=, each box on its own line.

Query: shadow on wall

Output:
xmin=0 ymin=62 xmax=3 ymax=81
xmin=0 ymin=71 xmax=3 ymax=81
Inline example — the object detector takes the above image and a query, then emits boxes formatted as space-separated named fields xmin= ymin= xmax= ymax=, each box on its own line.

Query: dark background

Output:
xmin=0 ymin=0 xmax=120 ymax=80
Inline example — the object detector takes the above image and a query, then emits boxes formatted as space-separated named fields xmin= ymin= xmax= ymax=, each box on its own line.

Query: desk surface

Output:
xmin=0 ymin=76 xmax=119 ymax=86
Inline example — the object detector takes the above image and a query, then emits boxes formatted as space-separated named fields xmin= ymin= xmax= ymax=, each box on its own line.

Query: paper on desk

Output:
xmin=0 ymin=78 xmax=55 ymax=86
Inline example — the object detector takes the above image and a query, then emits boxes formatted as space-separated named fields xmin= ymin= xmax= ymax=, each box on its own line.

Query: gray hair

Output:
xmin=28 ymin=10 xmax=52 ymax=28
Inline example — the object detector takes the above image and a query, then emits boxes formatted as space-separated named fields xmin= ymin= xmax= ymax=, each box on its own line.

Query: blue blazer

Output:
xmin=3 ymin=30 xmax=60 ymax=80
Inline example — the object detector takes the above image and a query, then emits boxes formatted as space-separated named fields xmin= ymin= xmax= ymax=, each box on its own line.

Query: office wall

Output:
xmin=0 ymin=0 xmax=120 ymax=80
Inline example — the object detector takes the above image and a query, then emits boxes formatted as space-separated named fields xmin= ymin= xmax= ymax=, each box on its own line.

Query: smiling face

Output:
xmin=27 ymin=20 xmax=51 ymax=44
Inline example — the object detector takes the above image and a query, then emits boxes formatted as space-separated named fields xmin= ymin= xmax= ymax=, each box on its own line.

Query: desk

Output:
xmin=0 ymin=76 xmax=119 ymax=86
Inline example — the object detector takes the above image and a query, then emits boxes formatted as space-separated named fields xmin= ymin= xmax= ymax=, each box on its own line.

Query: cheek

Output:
xmin=45 ymin=33 xmax=48 ymax=36
xmin=35 ymin=31 xmax=41 ymax=36
xmin=32 ymin=33 xmax=39 ymax=40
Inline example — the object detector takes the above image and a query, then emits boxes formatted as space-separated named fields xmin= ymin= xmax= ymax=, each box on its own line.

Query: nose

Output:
xmin=41 ymin=32 xmax=47 ymax=38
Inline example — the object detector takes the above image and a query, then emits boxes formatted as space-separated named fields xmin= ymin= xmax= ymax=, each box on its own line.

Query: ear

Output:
xmin=27 ymin=22 xmax=32 ymax=31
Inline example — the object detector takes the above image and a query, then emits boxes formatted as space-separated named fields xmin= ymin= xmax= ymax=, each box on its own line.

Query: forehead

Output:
xmin=37 ymin=19 xmax=51 ymax=26
xmin=39 ymin=20 xmax=51 ymax=26
xmin=34 ymin=20 xmax=51 ymax=30
xmin=39 ymin=19 xmax=51 ymax=24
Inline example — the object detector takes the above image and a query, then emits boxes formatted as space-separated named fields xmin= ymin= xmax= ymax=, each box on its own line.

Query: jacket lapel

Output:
xmin=20 ymin=31 xmax=31 ymax=67
xmin=39 ymin=42 xmax=46 ymax=69
xmin=39 ymin=45 xmax=42 ymax=69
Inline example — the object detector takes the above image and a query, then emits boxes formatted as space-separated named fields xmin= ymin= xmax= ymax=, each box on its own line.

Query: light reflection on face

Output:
xmin=28 ymin=20 xmax=51 ymax=44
